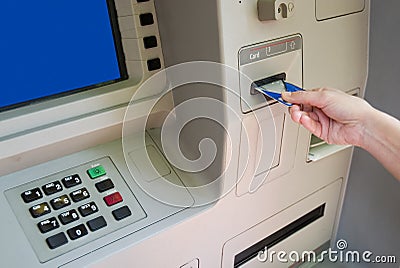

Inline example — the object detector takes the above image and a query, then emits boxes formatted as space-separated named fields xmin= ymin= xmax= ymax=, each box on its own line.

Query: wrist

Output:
xmin=357 ymin=105 xmax=384 ymax=150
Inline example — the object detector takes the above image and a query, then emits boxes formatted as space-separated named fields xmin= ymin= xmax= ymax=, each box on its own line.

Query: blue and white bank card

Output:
xmin=255 ymin=80 xmax=303 ymax=106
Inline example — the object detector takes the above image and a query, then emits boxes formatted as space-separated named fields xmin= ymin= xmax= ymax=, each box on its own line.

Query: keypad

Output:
xmin=6 ymin=157 xmax=147 ymax=263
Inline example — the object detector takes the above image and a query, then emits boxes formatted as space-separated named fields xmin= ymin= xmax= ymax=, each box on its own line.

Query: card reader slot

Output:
xmin=250 ymin=72 xmax=287 ymax=95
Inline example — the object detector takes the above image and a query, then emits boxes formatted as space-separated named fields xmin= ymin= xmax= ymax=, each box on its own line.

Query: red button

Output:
xmin=103 ymin=192 xmax=123 ymax=206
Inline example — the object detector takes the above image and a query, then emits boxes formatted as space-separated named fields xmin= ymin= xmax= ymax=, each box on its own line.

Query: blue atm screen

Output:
xmin=0 ymin=1 xmax=127 ymax=110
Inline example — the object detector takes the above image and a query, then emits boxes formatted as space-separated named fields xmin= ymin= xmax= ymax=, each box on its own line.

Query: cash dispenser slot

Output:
xmin=234 ymin=204 xmax=326 ymax=267
xmin=224 ymin=179 xmax=343 ymax=267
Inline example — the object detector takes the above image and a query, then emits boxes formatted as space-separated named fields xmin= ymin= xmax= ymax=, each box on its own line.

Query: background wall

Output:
xmin=337 ymin=0 xmax=400 ymax=267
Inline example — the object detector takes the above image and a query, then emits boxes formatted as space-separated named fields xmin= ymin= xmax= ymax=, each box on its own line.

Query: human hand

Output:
xmin=281 ymin=88 xmax=372 ymax=147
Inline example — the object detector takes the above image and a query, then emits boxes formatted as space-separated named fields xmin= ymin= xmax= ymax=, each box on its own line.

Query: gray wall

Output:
xmin=337 ymin=0 xmax=400 ymax=267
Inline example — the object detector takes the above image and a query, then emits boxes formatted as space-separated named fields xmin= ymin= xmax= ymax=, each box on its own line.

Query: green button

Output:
xmin=87 ymin=165 xmax=106 ymax=179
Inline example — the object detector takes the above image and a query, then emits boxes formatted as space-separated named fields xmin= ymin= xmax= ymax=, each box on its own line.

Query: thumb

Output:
xmin=282 ymin=90 xmax=326 ymax=108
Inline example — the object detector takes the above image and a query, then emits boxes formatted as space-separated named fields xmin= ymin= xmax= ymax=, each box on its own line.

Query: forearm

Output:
xmin=360 ymin=107 xmax=400 ymax=181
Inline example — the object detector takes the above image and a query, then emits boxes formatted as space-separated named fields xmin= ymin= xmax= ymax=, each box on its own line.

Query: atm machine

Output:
xmin=0 ymin=0 xmax=369 ymax=267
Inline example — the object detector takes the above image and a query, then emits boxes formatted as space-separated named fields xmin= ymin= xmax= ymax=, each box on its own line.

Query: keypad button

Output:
xmin=46 ymin=232 xmax=68 ymax=249
xmin=21 ymin=188 xmax=42 ymax=203
xmin=87 ymin=216 xmax=107 ymax=232
xmin=95 ymin=179 xmax=114 ymax=193
xmin=42 ymin=181 xmax=63 ymax=195
xmin=104 ymin=192 xmax=123 ymax=206
xmin=50 ymin=195 xmax=71 ymax=210
xmin=38 ymin=217 xmax=59 ymax=233
xmin=29 ymin=202 xmax=51 ymax=218
xmin=67 ymin=224 xmax=88 ymax=240
xmin=112 ymin=206 xmax=132 ymax=221
xmin=87 ymin=165 xmax=106 ymax=179
xmin=61 ymin=174 xmax=82 ymax=188
xmin=78 ymin=202 xmax=98 ymax=217
xmin=59 ymin=209 xmax=79 ymax=225
xmin=70 ymin=188 xmax=90 ymax=202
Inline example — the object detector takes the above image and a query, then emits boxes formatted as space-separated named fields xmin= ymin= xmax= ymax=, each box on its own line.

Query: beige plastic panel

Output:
xmin=237 ymin=104 xmax=298 ymax=196
xmin=128 ymin=145 xmax=171 ymax=182
xmin=316 ymin=0 xmax=365 ymax=21
xmin=224 ymin=179 xmax=342 ymax=267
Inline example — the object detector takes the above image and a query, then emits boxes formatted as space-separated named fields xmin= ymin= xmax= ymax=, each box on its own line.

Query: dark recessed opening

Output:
xmin=139 ymin=13 xmax=154 ymax=26
xmin=143 ymin=36 xmax=158 ymax=49
xmin=147 ymin=58 xmax=161 ymax=71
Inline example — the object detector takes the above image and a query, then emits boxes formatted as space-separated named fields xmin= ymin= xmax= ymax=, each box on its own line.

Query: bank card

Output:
xmin=254 ymin=80 xmax=303 ymax=106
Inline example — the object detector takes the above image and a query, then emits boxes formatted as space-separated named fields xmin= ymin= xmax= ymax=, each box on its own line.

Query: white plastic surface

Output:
xmin=316 ymin=0 xmax=365 ymax=20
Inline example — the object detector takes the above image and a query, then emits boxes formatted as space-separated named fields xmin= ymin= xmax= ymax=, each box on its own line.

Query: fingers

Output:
xmin=299 ymin=112 xmax=321 ymax=137
xmin=282 ymin=89 xmax=330 ymax=108
xmin=289 ymin=105 xmax=322 ymax=137
xmin=289 ymin=105 xmax=304 ymax=123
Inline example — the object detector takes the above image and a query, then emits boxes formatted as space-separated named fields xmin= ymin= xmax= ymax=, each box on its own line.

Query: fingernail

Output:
xmin=282 ymin=92 xmax=291 ymax=98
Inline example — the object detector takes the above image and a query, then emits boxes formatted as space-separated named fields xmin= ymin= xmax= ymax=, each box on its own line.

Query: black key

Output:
xmin=59 ymin=209 xmax=79 ymax=225
xmin=70 ymin=188 xmax=90 ymax=202
xmin=78 ymin=202 xmax=98 ymax=217
xmin=87 ymin=216 xmax=107 ymax=232
xmin=29 ymin=202 xmax=51 ymax=218
xmin=21 ymin=188 xmax=42 ymax=203
xmin=67 ymin=224 xmax=88 ymax=240
xmin=95 ymin=179 xmax=114 ymax=193
xmin=143 ymin=36 xmax=157 ymax=49
xmin=42 ymin=181 xmax=63 ymax=195
xmin=147 ymin=58 xmax=161 ymax=71
xmin=46 ymin=232 xmax=68 ymax=249
xmin=38 ymin=217 xmax=59 ymax=233
xmin=50 ymin=195 xmax=71 ymax=210
xmin=139 ymin=13 xmax=154 ymax=26
xmin=61 ymin=174 xmax=82 ymax=188
xmin=112 ymin=206 xmax=132 ymax=221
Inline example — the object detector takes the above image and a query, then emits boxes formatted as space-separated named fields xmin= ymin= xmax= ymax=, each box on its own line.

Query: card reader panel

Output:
xmin=239 ymin=35 xmax=303 ymax=113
